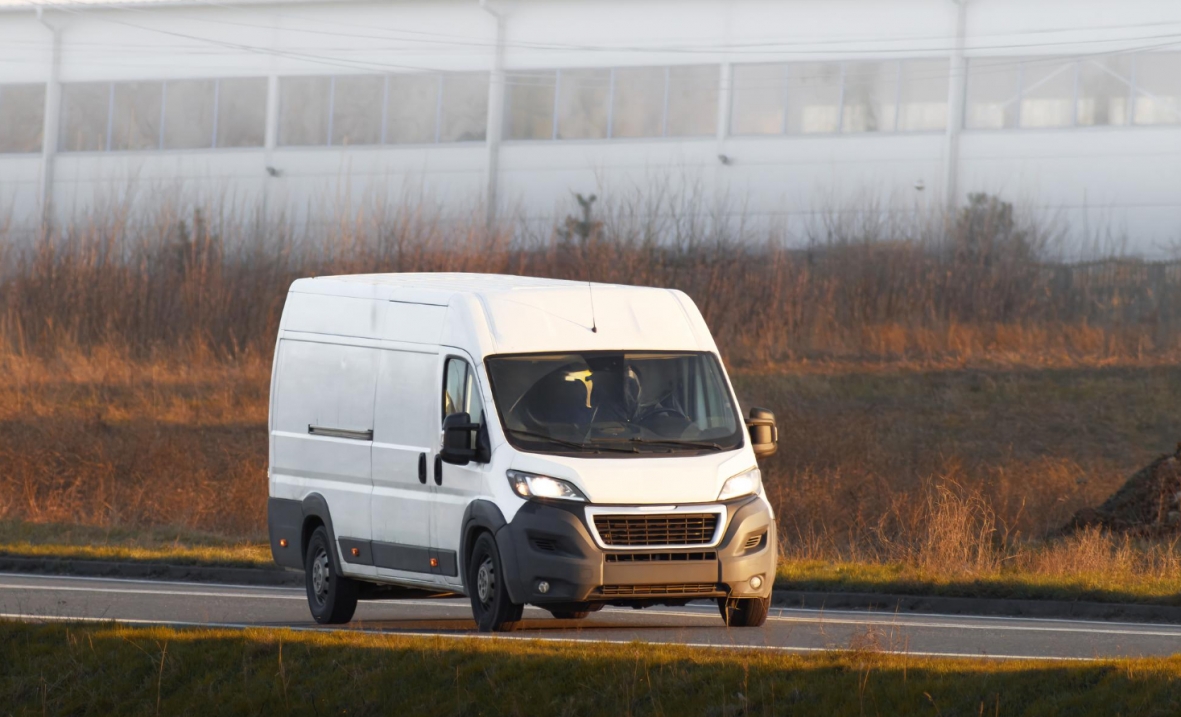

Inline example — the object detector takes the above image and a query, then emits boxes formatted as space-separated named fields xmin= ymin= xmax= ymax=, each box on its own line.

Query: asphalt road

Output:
xmin=4 ymin=572 xmax=1181 ymax=661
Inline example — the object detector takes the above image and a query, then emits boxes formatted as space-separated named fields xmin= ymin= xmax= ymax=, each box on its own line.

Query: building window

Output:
xmin=786 ymin=62 xmax=843 ymax=134
xmin=215 ymin=78 xmax=267 ymax=148
xmin=1133 ymin=52 xmax=1181 ymax=125
xmin=0 ymin=83 xmax=46 ymax=154
xmin=60 ymin=82 xmax=111 ymax=152
xmin=331 ymin=75 xmax=384 ymax=147
xmin=439 ymin=72 xmax=488 ymax=142
xmin=557 ymin=68 xmax=610 ymax=140
xmin=732 ymin=59 xmax=945 ymax=136
xmin=163 ymin=79 xmax=216 ymax=150
xmin=967 ymin=53 xmax=1178 ymax=130
xmin=281 ymin=72 xmax=488 ymax=147
xmin=110 ymin=82 xmax=164 ymax=151
xmin=667 ymin=65 xmax=719 ymax=137
xmin=611 ymin=67 xmax=666 ymax=138
xmin=731 ymin=64 xmax=788 ymax=135
xmin=1018 ymin=58 xmax=1076 ymax=128
xmin=965 ymin=58 xmax=1020 ymax=129
xmin=1076 ymin=56 xmax=1131 ymax=127
xmin=506 ymin=65 xmax=719 ymax=141
xmin=278 ymin=76 xmax=332 ymax=146
xmin=386 ymin=74 xmax=440 ymax=144
xmin=505 ymin=70 xmax=557 ymax=140
xmin=841 ymin=61 xmax=898 ymax=133
xmin=897 ymin=59 xmax=949 ymax=132
xmin=61 ymin=77 xmax=267 ymax=152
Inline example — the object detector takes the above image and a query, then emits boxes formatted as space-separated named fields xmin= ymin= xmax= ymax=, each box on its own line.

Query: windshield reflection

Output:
xmin=485 ymin=351 xmax=743 ymax=456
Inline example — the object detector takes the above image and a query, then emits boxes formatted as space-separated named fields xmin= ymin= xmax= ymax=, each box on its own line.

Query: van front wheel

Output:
xmin=718 ymin=596 xmax=770 ymax=627
xmin=468 ymin=533 xmax=523 ymax=632
xmin=304 ymin=526 xmax=359 ymax=625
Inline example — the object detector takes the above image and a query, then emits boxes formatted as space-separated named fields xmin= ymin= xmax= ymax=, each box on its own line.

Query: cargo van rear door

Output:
xmin=271 ymin=338 xmax=379 ymax=579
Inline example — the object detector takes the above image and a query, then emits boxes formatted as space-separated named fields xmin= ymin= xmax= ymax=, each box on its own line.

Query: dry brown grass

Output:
xmin=2 ymin=192 xmax=1179 ymax=368
xmin=1 ymin=194 xmax=1179 ymax=591
xmin=0 ymin=351 xmax=269 ymax=536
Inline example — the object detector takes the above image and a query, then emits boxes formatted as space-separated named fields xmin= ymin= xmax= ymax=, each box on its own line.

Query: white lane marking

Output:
xmin=6 ymin=584 xmax=1181 ymax=638
xmin=0 ymin=584 xmax=307 ymax=601
xmin=7 ymin=574 xmax=1181 ymax=638
xmin=0 ymin=613 xmax=1097 ymax=662
xmin=766 ymin=615 xmax=1181 ymax=638
xmin=4 ymin=573 xmax=1167 ymax=628
xmin=771 ymin=605 xmax=1181 ymax=630
xmin=0 ymin=572 xmax=304 ymax=593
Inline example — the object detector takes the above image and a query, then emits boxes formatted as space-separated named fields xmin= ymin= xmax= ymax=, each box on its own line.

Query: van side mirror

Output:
xmin=745 ymin=407 xmax=778 ymax=459
xmin=441 ymin=412 xmax=489 ymax=465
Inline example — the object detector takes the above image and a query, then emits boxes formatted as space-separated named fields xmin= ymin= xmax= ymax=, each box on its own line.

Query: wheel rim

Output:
xmin=311 ymin=548 xmax=330 ymax=606
xmin=475 ymin=555 xmax=495 ymax=609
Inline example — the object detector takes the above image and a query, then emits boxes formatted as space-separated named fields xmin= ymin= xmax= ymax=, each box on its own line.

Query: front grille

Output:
xmin=598 ymin=583 xmax=720 ymax=597
xmin=593 ymin=513 xmax=719 ymax=547
xmin=605 ymin=551 xmax=717 ymax=563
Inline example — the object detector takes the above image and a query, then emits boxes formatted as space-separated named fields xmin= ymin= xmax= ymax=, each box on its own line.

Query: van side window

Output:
xmin=443 ymin=357 xmax=485 ymax=424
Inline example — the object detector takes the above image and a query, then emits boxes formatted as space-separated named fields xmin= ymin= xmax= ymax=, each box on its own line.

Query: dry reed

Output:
xmin=1 ymin=192 xmax=1179 ymax=581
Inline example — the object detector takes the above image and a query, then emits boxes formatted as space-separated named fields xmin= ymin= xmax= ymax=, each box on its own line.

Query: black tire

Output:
xmin=548 ymin=610 xmax=591 ymax=620
xmin=468 ymin=532 xmax=523 ymax=632
xmin=304 ymin=526 xmax=359 ymax=625
xmin=718 ymin=596 xmax=770 ymax=627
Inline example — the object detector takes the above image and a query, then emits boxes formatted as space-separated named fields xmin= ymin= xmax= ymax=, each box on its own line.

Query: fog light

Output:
xmin=749 ymin=575 xmax=764 ymax=590
xmin=537 ymin=581 xmax=550 ymax=594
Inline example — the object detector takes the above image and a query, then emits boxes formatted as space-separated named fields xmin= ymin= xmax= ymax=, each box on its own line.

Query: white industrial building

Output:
xmin=1 ymin=0 xmax=1180 ymax=254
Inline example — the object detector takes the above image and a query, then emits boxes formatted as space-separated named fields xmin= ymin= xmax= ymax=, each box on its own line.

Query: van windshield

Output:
xmin=484 ymin=351 xmax=744 ymax=456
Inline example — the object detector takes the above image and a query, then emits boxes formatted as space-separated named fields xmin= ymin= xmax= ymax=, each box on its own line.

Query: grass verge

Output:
xmin=5 ymin=620 xmax=1181 ymax=716
xmin=775 ymin=560 xmax=1181 ymax=606
xmin=0 ymin=521 xmax=270 ymax=568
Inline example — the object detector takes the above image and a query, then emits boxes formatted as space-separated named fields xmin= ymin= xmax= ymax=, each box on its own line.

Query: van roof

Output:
xmin=320 ymin=272 xmax=625 ymax=293
xmin=286 ymin=272 xmax=718 ymax=356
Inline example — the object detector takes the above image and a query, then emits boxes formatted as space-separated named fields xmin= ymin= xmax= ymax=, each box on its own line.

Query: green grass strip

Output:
xmin=776 ymin=560 xmax=1181 ymax=606
xmin=4 ymin=620 xmax=1181 ymax=716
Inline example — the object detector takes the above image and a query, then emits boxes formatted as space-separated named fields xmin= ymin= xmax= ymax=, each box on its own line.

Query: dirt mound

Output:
xmin=1063 ymin=444 xmax=1181 ymax=536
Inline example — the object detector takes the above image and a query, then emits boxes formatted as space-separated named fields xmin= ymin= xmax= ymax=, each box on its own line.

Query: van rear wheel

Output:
xmin=468 ymin=533 xmax=523 ymax=632
xmin=305 ymin=526 xmax=359 ymax=625
xmin=718 ymin=596 xmax=770 ymax=627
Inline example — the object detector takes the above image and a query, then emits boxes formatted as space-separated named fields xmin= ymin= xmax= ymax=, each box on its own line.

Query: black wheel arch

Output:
xmin=300 ymin=493 xmax=339 ymax=564
xmin=459 ymin=499 xmax=508 ymax=596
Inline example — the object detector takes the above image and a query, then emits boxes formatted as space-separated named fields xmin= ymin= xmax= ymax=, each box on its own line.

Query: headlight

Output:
xmin=507 ymin=470 xmax=588 ymax=502
xmin=718 ymin=467 xmax=761 ymax=501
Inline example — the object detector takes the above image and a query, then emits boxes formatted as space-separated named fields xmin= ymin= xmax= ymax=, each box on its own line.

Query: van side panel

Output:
xmin=371 ymin=347 xmax=442 ymax=583
xmin=270 ymin=338 xmax=380 ymax=577
xmin=283 ymin=293 xmax=387 ymax=339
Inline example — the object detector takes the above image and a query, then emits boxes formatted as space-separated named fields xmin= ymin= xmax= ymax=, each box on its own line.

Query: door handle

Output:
xmin=434 ymin=454 xmax=443 ymax=486
xmin=418 ymin=453 xmax=427 ymax=485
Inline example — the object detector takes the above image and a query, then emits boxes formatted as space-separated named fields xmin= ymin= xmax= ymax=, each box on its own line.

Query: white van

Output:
xmin=267 ymin=273 xmax=779 ymax=631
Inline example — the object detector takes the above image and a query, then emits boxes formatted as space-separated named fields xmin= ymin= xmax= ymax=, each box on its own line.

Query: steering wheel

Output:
xmin=636 ymin=406 xmax=693 ymax=425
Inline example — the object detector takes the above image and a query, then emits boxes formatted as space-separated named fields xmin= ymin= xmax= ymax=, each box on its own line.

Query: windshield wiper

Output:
xmin=506 ymin=429 xmax=638 ymax=454
xmin=620 ymin=438 xmax=728 ymax=451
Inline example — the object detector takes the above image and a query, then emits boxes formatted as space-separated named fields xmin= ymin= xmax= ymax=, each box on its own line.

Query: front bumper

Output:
xmin=495 ymin=494 xmax=776 ymax=606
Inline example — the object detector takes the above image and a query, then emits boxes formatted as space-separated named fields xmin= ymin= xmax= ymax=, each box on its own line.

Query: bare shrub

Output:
xmin=0 ymin=192 xmax=1178 ymax=366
